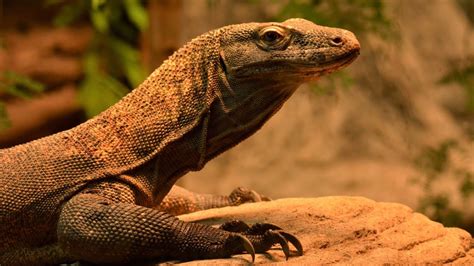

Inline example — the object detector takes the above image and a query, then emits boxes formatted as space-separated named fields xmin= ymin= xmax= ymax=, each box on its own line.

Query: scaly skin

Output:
xmin=0 ymin=18 xmax=359 ymax=264
xmin=157 ymin=186 xmax=271 ymax=216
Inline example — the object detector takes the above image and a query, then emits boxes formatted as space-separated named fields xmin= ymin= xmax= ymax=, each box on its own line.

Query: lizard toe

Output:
xmin=219 ymin=220 xmax=251 ymax=232
xmin=229 ymin=187 xmax=271 ymax=205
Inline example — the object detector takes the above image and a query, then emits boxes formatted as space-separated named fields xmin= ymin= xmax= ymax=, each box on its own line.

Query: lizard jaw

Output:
xmin=227 ymin=42 xmax=360 ymax=81
xmin=299 ymin=48 xmax=360 ymax=81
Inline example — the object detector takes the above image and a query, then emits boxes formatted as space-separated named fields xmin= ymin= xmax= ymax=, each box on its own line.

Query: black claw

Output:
xmin=279 ymin=231 xmax=304 ymax=256
xmin=248 ymin=223 xmax=282 ymax=234
xmin=270 ymin=230 xmax=290 ymax=260
xmin=259 ymin=223 xmax=282 ymax=231
xmin=236 ymin=234 xmax=255 ymax=262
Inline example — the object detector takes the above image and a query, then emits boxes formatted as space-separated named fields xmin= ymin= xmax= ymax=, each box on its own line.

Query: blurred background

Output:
xmin=0 ymin=0 xmax=473 ymax=233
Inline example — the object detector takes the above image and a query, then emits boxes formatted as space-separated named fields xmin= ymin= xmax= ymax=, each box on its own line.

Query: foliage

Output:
xmin=0 ymin=71 xmax=45 ymax=99
xmin=440 ymin=1 xmax=474 ymax=132
xmin=0 ymin=71 xmax=46 ymax=129
xmin=47 ymin=0 xmax=148 ymax=117
xmin=413 ymin=140 xmax=474 ymax=231
xmin=440 ymin=58 xmax=474 ymax=114
xmin=0 ymin=103 xmax=9 ymax=130
xmin=0 ymin=1 xmax=148 ymax=124
xmin=78 ymin=52 xmax=130 ymax=117
xmin=414 ymin=140 xmax=456 ymax=178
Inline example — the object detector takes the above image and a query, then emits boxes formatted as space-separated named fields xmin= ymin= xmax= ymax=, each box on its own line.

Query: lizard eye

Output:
xmin=262 ymin=30 xmax=282 ymax=43
xmin=257 ymin=26 xmax=291 ymax=50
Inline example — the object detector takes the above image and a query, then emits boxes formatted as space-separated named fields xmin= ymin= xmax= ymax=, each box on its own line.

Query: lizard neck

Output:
xmin=204 ymin=77 xmax=300 ymax=163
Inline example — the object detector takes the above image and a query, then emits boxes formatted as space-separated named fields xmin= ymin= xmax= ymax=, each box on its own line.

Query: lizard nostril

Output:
xmin=330 ymin=36 xmax=344 ymax=47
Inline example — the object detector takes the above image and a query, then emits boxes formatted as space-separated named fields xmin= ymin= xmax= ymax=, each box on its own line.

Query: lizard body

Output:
xmin=0 ymin=18 xmax=359 ymax=264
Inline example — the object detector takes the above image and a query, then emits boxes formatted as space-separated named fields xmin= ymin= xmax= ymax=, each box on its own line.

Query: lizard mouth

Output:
xmin=296 ymin=49 xmax=360 ymax=77
xmin=326 ymin=49 xmax=360 ymax=68
xmin=230 ymin=48 xmax=360 ymax=79
xmin=293 ymin=48 xmax=360 ymax=70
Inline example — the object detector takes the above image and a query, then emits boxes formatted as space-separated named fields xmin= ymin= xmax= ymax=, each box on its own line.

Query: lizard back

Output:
xmin=0 ymin=29 xmax=223 ymax=249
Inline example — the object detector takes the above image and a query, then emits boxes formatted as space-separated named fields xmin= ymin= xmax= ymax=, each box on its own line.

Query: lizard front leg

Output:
xmin=157 ymin=185 xmax=271 ymax=215
xmin=155 ymin=186 xmax=302 ymax=260
xmin=57 ymin=187 xmax=256 ymax=263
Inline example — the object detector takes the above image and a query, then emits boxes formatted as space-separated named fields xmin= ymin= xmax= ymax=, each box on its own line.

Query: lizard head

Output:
xmin=204 ymin=19 xmax=360 ymax=159
xmin=218 ymin=18 xmax=360 ymax=83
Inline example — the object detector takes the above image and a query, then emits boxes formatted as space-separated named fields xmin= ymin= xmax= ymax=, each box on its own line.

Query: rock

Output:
xmin=173 ymin=197 xmax=473 ymax=265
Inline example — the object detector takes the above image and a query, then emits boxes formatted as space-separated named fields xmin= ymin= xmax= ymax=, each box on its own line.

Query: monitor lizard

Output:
xmin=0 ymin=18 xmax=360 ymax=265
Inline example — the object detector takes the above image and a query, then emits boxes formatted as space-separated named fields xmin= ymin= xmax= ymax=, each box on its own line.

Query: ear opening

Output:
xmin=219 ymin=51 xmax=228 ymax=74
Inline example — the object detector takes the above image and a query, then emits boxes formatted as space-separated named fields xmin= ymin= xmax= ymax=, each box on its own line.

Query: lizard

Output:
xmin=0 ymin=18 xmax=360 ymax=265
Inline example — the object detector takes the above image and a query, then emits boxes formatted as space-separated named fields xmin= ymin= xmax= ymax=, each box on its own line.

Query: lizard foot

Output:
xmin=220 ymin=220 xmax=303 ymax=260
xmin=229 ymin=187 xmax=272 ymax=205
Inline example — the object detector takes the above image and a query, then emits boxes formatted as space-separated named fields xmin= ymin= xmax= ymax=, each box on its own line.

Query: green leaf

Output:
xmin=92 ymin=0 xmax=106 ymax=10
xmin=460 ymin=171 xmax=474 ymax=199
xmin=78 ymin=74 xmax=129 ymax=118
xmin=440 ymin=60 xmax=474 ymax=113
xmin=52 ymin=0 xmax=87 ymax=27
xmin=0 ymin=101 xmax=11 ymax=130
xmin=0 ymin=71 xmax=45 ymax=99
xmin=83 ymin=51 xmax=100 ymax=76
xmin=108 ymin=38 xmax=146 ymax=87
xmin=124 ymin=0 xmax=148 ymax=31
xmin=90 ymin=0 xmax=109 ymax=33
xmin=414 ymin=140 xmax=457 ymax=176
xmin=418 ymin=193 xmax=463 ymax=227
xmin=79 ymin=50 xmax=129 ymax=117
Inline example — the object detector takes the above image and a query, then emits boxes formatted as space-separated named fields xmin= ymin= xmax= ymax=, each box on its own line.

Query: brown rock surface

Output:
xmin=173 ymin=197 xmax=473 ymax=265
